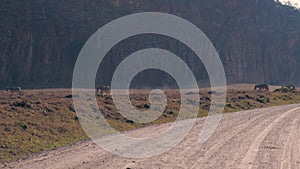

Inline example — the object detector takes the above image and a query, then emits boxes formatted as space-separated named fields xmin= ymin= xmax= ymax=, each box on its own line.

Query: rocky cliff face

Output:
xmin=1 ymin=0 xmax=300 ymax=88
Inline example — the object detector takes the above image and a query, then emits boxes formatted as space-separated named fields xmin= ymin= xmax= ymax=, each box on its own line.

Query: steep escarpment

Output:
xmin=0 ymin=0 xmax=300 ymax=88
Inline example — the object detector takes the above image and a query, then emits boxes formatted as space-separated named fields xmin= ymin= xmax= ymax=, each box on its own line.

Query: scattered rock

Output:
xmin=208 ymin=91 xmax=217 ymax=94
xmin=65 ymin=94 xmax=79 ymax=98
xmin=201 ymin=97 xmax=211 ymax=102
xmin=238 ymin=96 xmax=245 ymax=100
xmin=4 ymin=127 xmax=11 ymax=132
xmin=11 ymin=100 xmax=31 ymax=108
xmin=65 ymin=95 xmax=73 ymax=98
xmin=69 ymin=105 xmax=75 ymax=112
xmin=125 ymin=119 xmax=134 ymax=124
xmin=168 ymin=111 xmax=174 ymax=115
xmin=43 ymin=110 xmax=49 ymax=116
xmin=185 ymin=91 xmax=196 ymax=95
xmin=255 ymin=98 xmax=265 ymax=103
xmin=0 ymin=145 xmax=8 ymax=149
xmin=105 ymin=106 xmax=112 ymax=111
xmin=245 ymin=95 xmax=254 ymax=99
xmin=144 ymin=104 xmax=150 ymax=109
xmin=74 ymin=116 xmax=79 ymax=121
xmin=275 ymin=85 xmax=296 ymax=93
xmin=15 ymin=122 xmax=28 ymax=130
xmin=226 ymin=103 xmax=233 ymax=108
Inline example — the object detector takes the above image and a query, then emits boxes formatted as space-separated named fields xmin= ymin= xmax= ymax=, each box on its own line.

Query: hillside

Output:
xmin=0 ymin=0 xmax=300 ymax=87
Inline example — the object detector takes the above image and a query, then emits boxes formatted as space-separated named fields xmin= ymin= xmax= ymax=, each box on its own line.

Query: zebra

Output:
xmin=96 ymin=86 xmax=110 ymax=96
xmin=254 ymin=84 xmax=269 ymax=92
xmin=6 ymin=86 xmax=23 ymax=94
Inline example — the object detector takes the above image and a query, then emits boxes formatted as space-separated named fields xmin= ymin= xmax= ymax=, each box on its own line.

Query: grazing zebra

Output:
xmin=96 ymin=86 xmax=110 ymax=96
xmin=254 ymin=84 xmax=269 ymax=92
xmin=6 ymin=86 xmax=23 ymax=94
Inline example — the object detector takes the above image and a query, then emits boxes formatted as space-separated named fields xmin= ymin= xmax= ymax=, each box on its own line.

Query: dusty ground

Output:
xmin=3 ymin=104 xmax=300 ymax=169
xmin=1 ymin=84 xmax=300 ymax=164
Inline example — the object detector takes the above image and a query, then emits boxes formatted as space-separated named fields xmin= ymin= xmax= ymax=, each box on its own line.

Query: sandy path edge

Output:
xmin=3 ymin=104 xmax=300 ymax=169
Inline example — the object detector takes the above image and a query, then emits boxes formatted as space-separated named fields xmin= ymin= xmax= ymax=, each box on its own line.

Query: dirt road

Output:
xmin=4 ymin=104 xmax=300 ymax=169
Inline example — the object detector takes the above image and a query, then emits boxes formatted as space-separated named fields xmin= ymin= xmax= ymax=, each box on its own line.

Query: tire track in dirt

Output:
xmin=99 ymin=106 xmax=294 ymax=169
xmin=247 ymin=109 xmax=300 ymax=169
xmin=280 ymin=119 xmax=298 ymax=169
xmin=116 ymin=107 xmax=277 ymax=169
xmin=189 ymin=110 xmax=279 ymax=169
xmin=159 ymin=110 xmax=267 ymax=165
xmin=295 ymin=121 xmax=300 ymax=169
xmin=190 ymin=106 xmax=297 ymax=169
xmin=239 ymin=107 xmax=300 ymax=169
xmin=279 ymin=116 xmax=300 ymax=169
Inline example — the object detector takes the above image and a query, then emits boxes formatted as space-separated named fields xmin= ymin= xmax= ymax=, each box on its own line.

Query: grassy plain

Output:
xmin=1 ymin=85 xmax=300 ymax=162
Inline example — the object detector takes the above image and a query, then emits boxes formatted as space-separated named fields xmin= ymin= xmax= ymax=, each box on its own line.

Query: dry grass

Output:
xmin=0 ymin=89 xmax=87 ymax=163
xmin=1 ymin=87 xmax=300 ymax=163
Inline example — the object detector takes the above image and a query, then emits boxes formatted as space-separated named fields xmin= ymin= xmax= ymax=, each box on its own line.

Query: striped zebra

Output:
xmin=96 ymin=86 xmax=110 ymax=96
xmin=254 ymin=84 xmax=269 ymax=92
xmin=6 ymin=86 xmax=23 ymax=94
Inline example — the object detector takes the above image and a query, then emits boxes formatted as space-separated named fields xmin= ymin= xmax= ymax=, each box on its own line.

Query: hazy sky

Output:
xmin=279 ymin=0 xmax=300 ymax=7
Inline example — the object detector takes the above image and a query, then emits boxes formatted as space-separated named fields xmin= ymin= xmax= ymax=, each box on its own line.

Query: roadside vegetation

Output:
xmin=1 ymin=88 xmax=300 ymax=163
